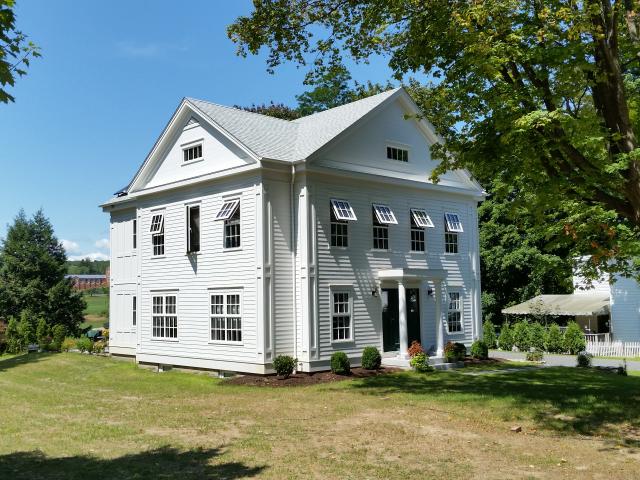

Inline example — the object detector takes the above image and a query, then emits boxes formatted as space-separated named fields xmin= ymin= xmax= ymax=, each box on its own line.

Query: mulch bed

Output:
xmin=223 ymin=366 xmax=401 ymax=387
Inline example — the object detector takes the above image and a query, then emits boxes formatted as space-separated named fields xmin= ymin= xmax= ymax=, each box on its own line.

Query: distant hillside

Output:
xmin=66 ymin=259 xmax=109 ymax=275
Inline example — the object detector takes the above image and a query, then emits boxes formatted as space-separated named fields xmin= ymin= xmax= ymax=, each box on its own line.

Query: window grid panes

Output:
xmin=332 ymin=292 xmax=351 ymax=341
xmin=210 ymin=293 xmax=242 ymax=342
xmin=387 ymin=146 xmax=409 ymax=162
xmin=330 ymin=199 xmax=357 ymax=221
xmin=152 ymin=295 xmax=177 ymax=339
xmin=445 ymin=232 xmax=458 ymax=254
xmin=411 ymin=215 xmax=425 ymax=252
xmin=445 ymin=212 xmax=464 ymax=232
xmin=224 ymin=208 xmax=241 ymax=248
xmin=372 ymin=209 xmax=389 ymax=250
xmin=447 ymin=292 xmax=462 ymax=333
xmin=216 ymin=199 xmax=240 ymax=220
xmin=152 ymin=231 xmax=164 ymax=256
xmin=372 ymin=204 xmax=397 ymax=224
xmin=183 ymin=144 xmax=202 ymax=162
xmin=133 ymin=219 xmax=137 ymax=249
xmin=132 ymin=295 xmax=137 ymax=326
xmin=150 ymin=214 xmax=164 ymax=233
xmin=330 ymin=209 xmax=348 ymax=247
xmin=411 ymin=209 xmax=434 ymax=228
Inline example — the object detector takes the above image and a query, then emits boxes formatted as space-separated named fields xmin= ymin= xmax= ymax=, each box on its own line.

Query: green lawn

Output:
xmin=80 ymin=294 xmax=108 ymax=330
xmin=0 ymin=354 xmax=639 ymax=479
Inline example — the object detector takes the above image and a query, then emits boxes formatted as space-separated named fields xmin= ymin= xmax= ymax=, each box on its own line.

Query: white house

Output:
xmin=101 ymin=88 xmax=485 ymax=374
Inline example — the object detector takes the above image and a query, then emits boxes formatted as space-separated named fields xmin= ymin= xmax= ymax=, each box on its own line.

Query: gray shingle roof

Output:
xmin=187 ymin=87 xmax=401 ymax=162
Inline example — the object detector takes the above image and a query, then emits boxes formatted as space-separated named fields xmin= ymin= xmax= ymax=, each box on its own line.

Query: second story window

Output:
xmin=330 ymin=199 xmax=357 ymax=248
xmin=132 ymin=295 xmax=137 ymax=326
xmin=444 ymin=212 xmax=463 ymax=254
xmin=183 ymin=143 xmax=202 ymax=162
xmin=410 ymin=209 xmax=433 ymax=253
xmin=149 ymin=213 xmax=164 ymax=256
xmin=187 ymin=205 xmax=200 ymax=253
xmin=387 ymin=146 xmax=408 ymax=162
xmin=215 ymin=199 xmax=241 ymax=249
xmin=372 ymin=204 xmax=395 ymax=250
xmin=133 ymin=219 xmax=137 ymax=249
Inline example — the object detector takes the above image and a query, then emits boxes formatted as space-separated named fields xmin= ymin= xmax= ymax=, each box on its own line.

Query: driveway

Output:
xmin=489 ymin=349 xmax=640 ymax=372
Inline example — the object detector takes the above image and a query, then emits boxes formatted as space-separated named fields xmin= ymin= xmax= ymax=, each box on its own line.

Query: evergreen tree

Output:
xmin=482 ymin=320 xmax=497 ymax=349
xmin=545 ymin=324 xmax=564 ymax=354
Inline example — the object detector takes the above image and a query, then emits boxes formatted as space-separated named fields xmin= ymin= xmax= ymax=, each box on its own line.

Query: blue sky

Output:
xmin=0 ymin=1 xmax=394 ymax=260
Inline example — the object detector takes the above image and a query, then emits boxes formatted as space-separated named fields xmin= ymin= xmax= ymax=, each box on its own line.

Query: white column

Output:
xmin=398 ymin=281 xmax=408 ymax=358
xmin=435 ymin=280 xmax=444 ymax=357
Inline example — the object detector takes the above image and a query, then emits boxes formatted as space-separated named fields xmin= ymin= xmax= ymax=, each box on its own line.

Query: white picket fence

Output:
xmin=585 ymin=340 xmax=640 ymax=357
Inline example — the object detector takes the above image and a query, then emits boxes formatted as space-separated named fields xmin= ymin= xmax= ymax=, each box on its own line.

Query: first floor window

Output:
xmin=410 ymin=216 xmax=425 ymax=252
xmin=331 ymin=209 xmax=348 ymax=247
xmin=210 ymin=292 xmax=242 ymax=342
xmin=132 ymin=295 xmax=137 ymax=326
xmin=445 ymin=232 xmax=458 ymax=254
xmin=447 ymin=292 xmax=462 ymax=333
xmin=332 ymin=292 xmax=352 ymax=341
xmin=152 ymin=294 xmax=177 ymax=338
xmin=187 ymin=205 xmax=200 ymax=253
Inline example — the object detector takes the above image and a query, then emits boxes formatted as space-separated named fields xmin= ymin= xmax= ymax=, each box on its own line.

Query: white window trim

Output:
xmin=330 ymin=207 xmax=349 ymax=249
xmin=444 ymin=232 xmax=459 ymax=255
xmin=149 ymin=213 xmax=164 ymax=233
xmin=186 ymin=203 xmax=201 ymax=255
xmin=150 ymin=292 xmax=179 ymax=341
xmin=330 ymin=199 xmax=357 ymax=221
xmin=411 ymin=208 xmax=434 ymax=228
xmin=182 ymin=140 xmax=204 ymax=165
xmin=372 ymin=203 xmax=398 ymax=225
xmin=446 ymin=291 xmax=464 ymax=335
xmin=372 ymin=209 xmax=390 ymax=251
xmin=445 ymin=212 xmax=464 ymax=233
xmin=215 ymin=199 xmax=240 ymax=221
xmin=385 ymin=142 xmax=411 ymax=162
xmin=149 ymin=210 xmax=165 ymax=258
xmin=208 ymin=289 xmax=244 ymax=345
xmin=222 ymin=202 xmax=242 ymax=251
xmin=330 ymin=286 xmax=355 ymax=344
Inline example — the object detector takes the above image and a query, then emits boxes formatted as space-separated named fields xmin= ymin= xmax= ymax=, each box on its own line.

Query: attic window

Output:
xmin=183 ymin=144 xmax=203 ymax=162
xmin=445 ymin=213 xmax=464 ymax=233
xmin=149 ymin=214 xmax=164 ymax=233
xmin=330 ymin=199 xmax=357 ymax=221
xmin=411 ymin=209 xmax=434 ymax=228
xmin=372 ymin=204 xmax=398 ymax=225
xmin=215 ymin=199 xmax=240 ymax=221
xmin=387 ymin=146 xmax=408 ymax=162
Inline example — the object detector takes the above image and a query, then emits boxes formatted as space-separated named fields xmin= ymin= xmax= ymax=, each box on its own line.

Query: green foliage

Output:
xmin=361 ymin=346 xmax=381 ymax=370
xmin=75 ymin=337 xmax=92 ymax=353
xmin=52 ymin=324 xmax=67 ymax=346
xmin=36 ymin=318 xmax=49 ymax=345
xmin=545 ymin=324 xmax=564 ymax=353
xmin=92 ymin=341 xmax=106 ymax=354
xmin=330 ymin=351 xmax=350 ymax=375
xmin=235 ymin=102 xmax=301 ymax=120
xmin=272 ymin=355 xmax=297 ymax=378
xmin=577 ymin=351 xmax=593 ymax=368
xmin=18 ymin=310 xmax=36 ymax=345
xmin=5 ymin=317 xmax=24 ymax=353
xmin=409 ymin=352 xmax=432 ymax=373
xmin=564 ymin=322 xmax=587 ymax=355
xmin=482 ymin=320 xmax=497 ymax=349
xmin=470 ymin=340 xmax=488 ymax=360
xmin=512 ymin=321 xmax=531 ymax=352
xmin=528 ymin=322 xmax=546 ymax=352
xmin=61 ymin=337 xmax=76 ymax=352
xmin=497 ymin=323 xmax=514 ymax=351
xmin=444 ymin=342 xmax=466 ymax=363
xmin=526 ymin=350 xmax=544 ymax=362
xmin=66 ymin=260 xmax=109 ymax=275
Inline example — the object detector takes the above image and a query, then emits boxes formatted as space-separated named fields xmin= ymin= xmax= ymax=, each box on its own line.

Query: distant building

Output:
xmin=65 ymin=274 xmax=108 ymax=290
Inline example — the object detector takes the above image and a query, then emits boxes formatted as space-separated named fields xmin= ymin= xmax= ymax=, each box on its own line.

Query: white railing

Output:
xmin=585 ymin=340 xmax=640 ymax=357
xmin=584 ymin=333 xmax=611 ymax=343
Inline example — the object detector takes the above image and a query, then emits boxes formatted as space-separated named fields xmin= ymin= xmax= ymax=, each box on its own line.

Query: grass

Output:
xmin=80 ymin=294 xmax=108 ymax=330
xmin=1 ymin=354 xmax=640 ymax=479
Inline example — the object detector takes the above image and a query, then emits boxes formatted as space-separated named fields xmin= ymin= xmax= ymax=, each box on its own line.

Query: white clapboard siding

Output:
xmin=586 ymin=340 xmax=640 ymax=357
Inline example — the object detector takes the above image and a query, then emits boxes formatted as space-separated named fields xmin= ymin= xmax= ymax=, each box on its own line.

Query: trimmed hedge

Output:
xmin=273 ymin=355 xmax=297 ymax=378
xmin=361 ymin=346 xmax=381 ymax=370
xmin=330 ymin=351 xmax=350 ymax=375
xmin=470 ymin=340 xmax=488 ymax=359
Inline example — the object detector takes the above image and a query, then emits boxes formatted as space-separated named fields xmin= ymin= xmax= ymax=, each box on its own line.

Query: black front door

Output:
xmin=382 ymin=288 xmax=421 ymax=352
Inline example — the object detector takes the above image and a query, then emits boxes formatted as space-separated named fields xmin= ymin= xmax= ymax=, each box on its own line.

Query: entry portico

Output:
xmin=378 ymin=268 xmax=448 ymax=359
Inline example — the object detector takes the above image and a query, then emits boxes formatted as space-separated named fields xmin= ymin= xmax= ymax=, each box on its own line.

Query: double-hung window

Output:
xmin=215 ymin=199 xmax=241 ymax=249
xmin=132 ymin=295 xmax=137 ymax=326
xmin=330 ymin=199 xmax=356 ymax=247
xmin=372 ymin=204 xmax=396 ymax=250
xmin=187 ymin=205 xmax=200 ymax=253
xmin=149 ymin=213 xmax=164 ymax=256
xmin=444 ymin=212 xmax=463 ymax=254
xmin=332 ymin=291 xmax=352 ymax=341
xmin=152 ymin=294 xmax=177 ymax=339
xmin=210 ymin=292 xmax=242 ymax=343
xmin=133 ymin=219 xmax=137 ymax=250
xmin=410 ymin=209 xmax=434 ymax=252
xmin=447 ymin=292 xmax=462 ymax=333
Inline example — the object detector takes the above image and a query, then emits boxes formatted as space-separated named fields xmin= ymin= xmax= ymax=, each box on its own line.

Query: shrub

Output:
xmin=444 ymin=341 xmax=466 ymax=362
xmin=273 ymin=355 xmax=297 ymax=378
xmin=330 ymin=351 xmax=350 ymax=375
xmin=407 ymin=340 xmax=424 ymax=358
xmin=482 ymin=320 xmax=497 ymax=349
xmin=75 ymin=337 xmax=93 ymax=353
xmin=576 ymin=351 xmax=592 ymax=368
xmin=52 ymin=324 xmax=67 ymax=345
xmin=361 ymin=346 xmax=381 ymax=370
xmin=526 ymin=349 xmax=544 ymax=362
xmin=564 ymin=321 xmax=586 ymax=354
xmin=36 ymin=318 xmax=50 ymax=346
xmin=470 ymin=340 xmax=488 ymax=360
xmin=61 ymin=337 xmax=76 ymax=352
xmin=409 ymin=352 xmax=432 ymax=373
xmin=512 ymin=321 xmax=531 ymax=351
xmin=544 ymin=323 xmax=564 ymax=353
xmin=102 ymin=328 xmax=109 ymax=341
xmin=93 ymin=341 xmax=106 ymax=354
xmin=6 ymin=317 xmax=25 ymax=354
xmin=528 ymin=322 xmax=546 ymax=351
xmin=497 ymin=322 xmax=514 ymax=351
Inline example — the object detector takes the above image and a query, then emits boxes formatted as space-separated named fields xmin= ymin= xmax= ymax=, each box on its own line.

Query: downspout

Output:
xmin=291 ymin=164 xmax=298 ymax=367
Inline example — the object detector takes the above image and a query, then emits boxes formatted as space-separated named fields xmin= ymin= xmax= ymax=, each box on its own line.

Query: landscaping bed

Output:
xmin=224 ymin=366 xmax=400 ymax=387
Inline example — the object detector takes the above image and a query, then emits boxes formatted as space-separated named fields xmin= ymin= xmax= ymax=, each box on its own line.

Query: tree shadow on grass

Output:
xmin=0 ymin=352 xmax=53 ymax=372
xmin=0 ymin=446 xmax=265 ymax=480
xmin=349 ymin=367 xmax=640 ymax=442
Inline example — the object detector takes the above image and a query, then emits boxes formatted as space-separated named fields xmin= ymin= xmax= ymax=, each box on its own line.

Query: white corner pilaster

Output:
xmin=398 ymin=281 xmax=408 ymax=358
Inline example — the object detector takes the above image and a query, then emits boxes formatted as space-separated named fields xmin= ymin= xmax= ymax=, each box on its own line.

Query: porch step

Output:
xmin=381 ymin=355 xmax=463 ymax=371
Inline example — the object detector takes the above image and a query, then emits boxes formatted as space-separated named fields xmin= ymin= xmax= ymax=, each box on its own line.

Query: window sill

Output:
xmin=182 ymin=158 xmax=204 ymax=166
xmin=370 ymin=248 xmax=391 ymax=253
xmin=150 ymin=338 xmax=179 ymax=342
xmin=150 ymin=255 xmax=166 ymax=259
xmin=444 ymin=252 xmax=459 ymax=256
xmin=330 ymin=339 xmax=355 ymax=345
xmin=223 ymin=246 xmax=243 ymax=252
xmin=186 ymin=251 xmax=200 ymax=256
xmin=208 ymin=341 xmax=243 ymax=346
xmin=446 ymin=331 xmax=465 ymax=336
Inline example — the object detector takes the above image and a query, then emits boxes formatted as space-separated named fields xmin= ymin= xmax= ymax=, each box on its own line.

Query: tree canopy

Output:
xmin=0 ymin=0 xmax=40 ymax=103
xmin=229 ymin=0 xmax=640 ymax=278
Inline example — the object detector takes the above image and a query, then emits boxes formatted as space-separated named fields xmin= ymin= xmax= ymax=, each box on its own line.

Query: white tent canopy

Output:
xmin=501 ymin=294 xmax=610 ymax=317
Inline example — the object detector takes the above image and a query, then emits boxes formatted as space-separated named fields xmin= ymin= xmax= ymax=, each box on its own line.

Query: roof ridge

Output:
xmin=186 ymin=97 xmax=296 ymax=125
